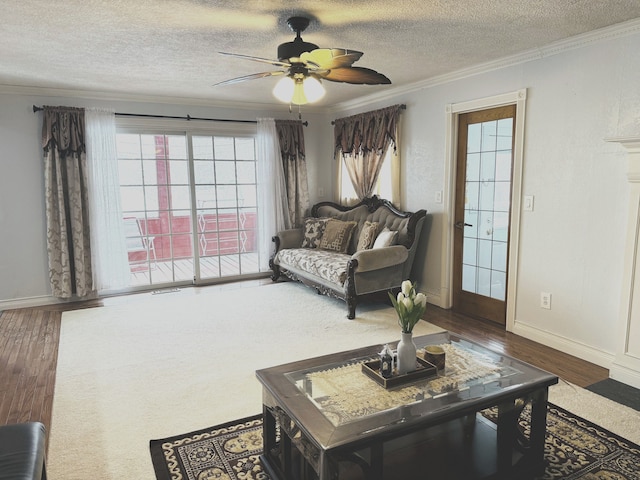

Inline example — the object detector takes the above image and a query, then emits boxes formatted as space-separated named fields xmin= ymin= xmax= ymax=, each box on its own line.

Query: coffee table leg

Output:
xmin=369 ymin=443 xmax=383 ymax=480
xmin=529 ymin=388 xmax=549 ymax=476
xmin=496 ymin=389 xmax=549 ymax=479
xmin=261 ymin=406 xmax=285 ymax=479
xmin=496 ymin=400 xmax=518 ymax=477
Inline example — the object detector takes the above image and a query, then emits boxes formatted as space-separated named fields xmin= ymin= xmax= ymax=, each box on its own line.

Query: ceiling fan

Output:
xmin=214 ymin=16 xmax=391 ymax=105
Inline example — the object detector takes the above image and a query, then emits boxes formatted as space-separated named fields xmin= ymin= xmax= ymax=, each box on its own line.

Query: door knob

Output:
xmin=454 ymin=222 xmax=473 ymax=229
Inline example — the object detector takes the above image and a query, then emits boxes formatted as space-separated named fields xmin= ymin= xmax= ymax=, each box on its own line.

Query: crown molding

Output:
xmin=331 ymin=17 xmax=640 ymax=112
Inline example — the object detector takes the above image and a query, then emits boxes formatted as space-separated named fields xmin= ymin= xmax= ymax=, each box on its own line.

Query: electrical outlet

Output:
xmin=540 ymin=292 xmax=551 ymax=309
xmin=318 ymin=187 xmax=325 ymax=198
xmin=435 ymin=191 xmax=443 ymax=204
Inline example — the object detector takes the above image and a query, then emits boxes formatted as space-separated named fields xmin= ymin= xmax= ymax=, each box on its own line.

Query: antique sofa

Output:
xmin=269 ymin=196 xmax=427 ymax=319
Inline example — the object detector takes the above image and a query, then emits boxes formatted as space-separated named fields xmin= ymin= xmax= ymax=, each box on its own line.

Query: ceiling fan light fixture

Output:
xmin=273 ymin=76 xmax=296 ymax=103
xmin=273 ymin=75 xmax=325 ymax=106
xmin=302 ymin=76 xmax=325 ymax=102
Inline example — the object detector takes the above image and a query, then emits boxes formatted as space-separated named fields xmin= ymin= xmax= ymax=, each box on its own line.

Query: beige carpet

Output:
xmin=48 ymin=281 xmax=640 ymax=480
xmin=49 ymin=282 xmax=443 ymax=480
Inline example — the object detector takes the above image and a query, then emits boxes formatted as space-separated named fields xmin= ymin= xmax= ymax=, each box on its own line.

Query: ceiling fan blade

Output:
xmin=316 ymin=67 xmax=391 ymax=85
xmin=213 ymin=71 xmax=285 ymax=87
xmin=218 ymin=51 xmax=291 ymax=68
xmin=301 ymin=48 xmax=363 ymax=69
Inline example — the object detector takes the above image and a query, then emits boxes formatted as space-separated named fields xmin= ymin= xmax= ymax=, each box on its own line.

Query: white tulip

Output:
xmin=415 ymin=292 xmax=427 ymax=308
xmin=402 ymin=296 xmax=413 ymax=310
xmin=397 ymin=291 xmax=405 ymax=303
xmin=401 ymin=280 xmax=412 ymax=296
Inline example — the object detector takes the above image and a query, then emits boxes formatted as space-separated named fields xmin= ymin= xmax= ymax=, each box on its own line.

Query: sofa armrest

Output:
xmin=273 ymin=228 xmax=303 ymax=251
xmin=351 ymin=245 xmax=409 ymax=273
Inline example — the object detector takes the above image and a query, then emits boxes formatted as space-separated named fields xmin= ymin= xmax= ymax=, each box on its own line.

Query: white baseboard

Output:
xmin=425 ymin=289 xmax=445 ymax=308
xmin=0 ymin=295 xmax=63 ymax=311
xmin=609 ymin=363 xmax=640 ymax=389
xmin=512 ymin=320 xmax=615 ymax=370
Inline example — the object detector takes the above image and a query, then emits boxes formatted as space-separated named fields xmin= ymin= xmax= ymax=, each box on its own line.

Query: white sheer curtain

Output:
xmin=85 ymin=108 xmax=130 ymax=291
xmin=256 ymin=118 xmax=290 ymax=271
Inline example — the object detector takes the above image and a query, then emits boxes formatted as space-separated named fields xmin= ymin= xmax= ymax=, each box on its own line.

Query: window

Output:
xmin=339 ymin=147 xmax=393 ymax=204
xmin=115 ymin=121 xmax=259 ymax=288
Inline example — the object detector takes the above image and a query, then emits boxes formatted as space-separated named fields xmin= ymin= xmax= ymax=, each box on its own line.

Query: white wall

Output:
xmin=322 ymin=30 xmax=640 ymax=367
xmin=1 ymin=28 xmax=639 ymax=370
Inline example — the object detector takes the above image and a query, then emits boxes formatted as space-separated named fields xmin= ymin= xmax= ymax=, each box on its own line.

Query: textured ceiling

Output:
xmin=3 ymin=0 xmax=640 ymax=107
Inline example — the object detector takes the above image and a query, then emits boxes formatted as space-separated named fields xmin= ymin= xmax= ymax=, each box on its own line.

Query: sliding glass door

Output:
xmin=115 ymin=127 xmax=259 ymax=288
xmin=192 ymin=135 xmax=259 ymax=281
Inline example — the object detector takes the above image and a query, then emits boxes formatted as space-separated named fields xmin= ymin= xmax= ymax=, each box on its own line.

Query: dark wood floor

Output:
xmin=0 ymin=281 xmax=609 ymax=448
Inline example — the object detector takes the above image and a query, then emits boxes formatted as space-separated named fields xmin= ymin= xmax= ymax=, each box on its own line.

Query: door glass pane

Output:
xmin=467 ymin=124 xmax=481 ymax=153
xmin=463 ymin=237 xmax=477 ymax=265
xmin=477 ymin=268 xmax=491 ymax=296
xmin=193 ymin=136 xmax=213 ymax=160
xmin=461 ymin=116 xmax=513 ymax=301
xmin=493 ymin=212 xmax=509 ymax=242
xmin=193 ymin=135 xmax=258 ymax=281
xmin=477 ymin=240 xmax=492 ymax=269
xmin=479 ymin=182 xmax=494 ymax=211
xmin=215 ymin=161 xmax=236 ymax=184
xmin=462 ymin=265 xmax=477 ymax=292
xmin=466 ymin=153 xmax=480 ymax=181
xmin=491 ymin=271 xmax=506 ymax=300
xmin=492 ymin=241 xmax=508 ymax=272
xmin=117 ymin=133 xmax=195 ymax=287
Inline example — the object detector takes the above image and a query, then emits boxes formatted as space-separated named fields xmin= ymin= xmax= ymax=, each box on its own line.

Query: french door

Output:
xmin=116 ymin=130 xmax=259 ymax=288
xmin=452 ymin=105 xmax=516 ymax=324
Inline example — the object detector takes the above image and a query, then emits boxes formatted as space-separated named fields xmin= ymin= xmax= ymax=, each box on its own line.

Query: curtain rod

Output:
xmin=330 ymin=104 xmax=406 ymax=125
xmin=32 ymin=105 xmax=308 ymax=126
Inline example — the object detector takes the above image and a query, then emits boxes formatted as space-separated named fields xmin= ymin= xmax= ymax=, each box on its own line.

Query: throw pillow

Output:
xmin=372 ymin=227 xmax=398 ymax=249
xmin=356 ymin=221 xmax=380 ymax=251
xmin=301 ymin=217 xmax=329 ymax=248
xmin=319 ymin=219 xmax=358 ymax=253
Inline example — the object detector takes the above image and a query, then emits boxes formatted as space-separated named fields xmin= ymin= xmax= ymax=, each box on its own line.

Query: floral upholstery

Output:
xmin=276 ymin=248 xmax=351 ymax=286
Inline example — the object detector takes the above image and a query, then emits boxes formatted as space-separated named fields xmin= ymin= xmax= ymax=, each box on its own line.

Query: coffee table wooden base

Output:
xmin=261 ymin=388 xmax=549 ymax=480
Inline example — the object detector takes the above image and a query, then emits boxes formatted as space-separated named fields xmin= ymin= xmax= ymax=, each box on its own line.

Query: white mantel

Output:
xmin=608 ymin=136 xmax=640 ymax=388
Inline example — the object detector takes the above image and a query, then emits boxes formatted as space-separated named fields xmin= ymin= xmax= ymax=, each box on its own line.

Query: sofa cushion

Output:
xmin=314 ymin=203 xmax=414 ymax=250
xmin=356 ymin=221 xmax=380 ymax=251
xmin=276 ymin=248 xmax=351 ymax=285
xmin=373 ymin=227 xmax=398 ymax=248
xmin=319 ymin=219 xmax=357 ymax=253
xmin=301 ymin=217 xmax=329 ymax=248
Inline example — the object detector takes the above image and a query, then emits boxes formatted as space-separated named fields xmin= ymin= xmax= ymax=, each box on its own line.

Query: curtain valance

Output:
xmin=333 ymin=104 xmax=403 ymax=158
xmin=42 ymin=106 xmax=85 ymax=156
xmin=275 ymin=120 xmax=306 ymax=161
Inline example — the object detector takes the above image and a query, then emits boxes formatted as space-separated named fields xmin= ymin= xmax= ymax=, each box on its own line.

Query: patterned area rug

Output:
xmin=150 ymin=405 xmax=640 ymax=480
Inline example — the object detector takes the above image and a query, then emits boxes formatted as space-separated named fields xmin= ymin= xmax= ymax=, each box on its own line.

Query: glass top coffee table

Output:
xmin=256 ymin=331 xmax=558 ymax=480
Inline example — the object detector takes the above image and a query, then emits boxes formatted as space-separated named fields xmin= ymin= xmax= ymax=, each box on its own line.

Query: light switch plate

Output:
xmin=524 ymin=195 xmax=534 ymax=212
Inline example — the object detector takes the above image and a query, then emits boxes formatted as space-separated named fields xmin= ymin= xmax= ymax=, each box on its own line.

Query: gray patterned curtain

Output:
xmin=275 ymin=120 xmax=309 ymax=228
xmin=334 ymin=104 xmax=403 ymax=199
xmin=42 ymin=106 xmax=93 ymax=298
